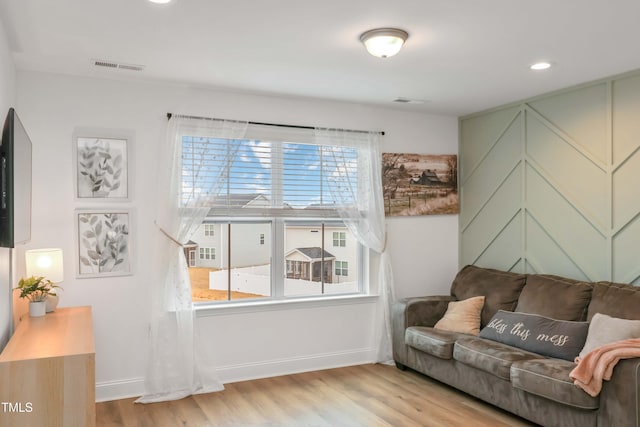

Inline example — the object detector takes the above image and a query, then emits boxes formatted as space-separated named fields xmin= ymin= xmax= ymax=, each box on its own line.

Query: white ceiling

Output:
xmin=2 ymin=0 xmax=640 ymax=116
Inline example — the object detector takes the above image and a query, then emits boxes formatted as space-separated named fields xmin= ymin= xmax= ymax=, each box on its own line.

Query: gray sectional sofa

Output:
xmin=392 ymin=265 xmax=640 ymax=427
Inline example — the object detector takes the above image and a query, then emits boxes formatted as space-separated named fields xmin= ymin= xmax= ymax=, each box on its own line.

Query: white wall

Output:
xmin=0 ymin=17 xmax=16 ymax=351
xmin=15 ymin=70 xmax=459 ymax=401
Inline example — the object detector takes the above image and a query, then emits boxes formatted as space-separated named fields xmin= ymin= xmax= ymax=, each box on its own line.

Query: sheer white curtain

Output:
xmin=314 ymin=128 xmax=395 ymax=363
xmin=136 ymin=116 xmax=248 ymax=403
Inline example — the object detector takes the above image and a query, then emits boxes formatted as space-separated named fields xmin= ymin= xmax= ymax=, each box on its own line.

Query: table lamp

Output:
xmin=25 ymin=248 xmax=64 ymax=312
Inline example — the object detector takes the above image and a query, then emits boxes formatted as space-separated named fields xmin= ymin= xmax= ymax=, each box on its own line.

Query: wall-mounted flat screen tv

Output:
xmin=0 ymin=108 xmax=32 ymax=248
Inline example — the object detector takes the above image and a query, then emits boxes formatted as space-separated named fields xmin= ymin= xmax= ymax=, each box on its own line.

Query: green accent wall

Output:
xmin=459 ymin=71 xmax=640 ymax=284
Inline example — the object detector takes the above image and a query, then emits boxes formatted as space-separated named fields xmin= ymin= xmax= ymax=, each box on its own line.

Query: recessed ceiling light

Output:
xmin=530 ymin=62 xmax=552 ymax=71
xmin=148 ymin=0 xmax=172 ymax=4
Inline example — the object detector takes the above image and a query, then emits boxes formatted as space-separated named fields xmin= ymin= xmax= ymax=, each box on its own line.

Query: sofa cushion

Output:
xmin=587 ymin=281 xmax=640 ymax=321
xmin=450 ymin=265 xmax=526 ymax=327
xmin=511 ymin=359 xmax=599 ymax=410
xmin=479 ymin=310 xmax=589 ymax=361
xmin=405 ymin=327 xmax=468 ymax=360
xmin=453 ymin=336 xmax=544 ymax=380
xmin=434 ymin=296 xmax=484 ymax=335
xmin=515 ymin=274 xmax=593 ymax=321
xmin=579 ymin=313 xmax=640 ymax=358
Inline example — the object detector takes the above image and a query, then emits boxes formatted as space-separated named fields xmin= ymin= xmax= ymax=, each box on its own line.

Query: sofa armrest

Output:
xmin=391 ymin=295 xmax=456 ymax=366
xmin=598 ymin=358 xmax=640 ymax=427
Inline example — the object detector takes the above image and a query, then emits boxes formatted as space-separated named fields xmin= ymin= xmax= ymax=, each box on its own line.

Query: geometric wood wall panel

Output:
xmin=613 ymin=151 xmax=640 ymax=230
xmin=461 ymin=167 xmax=521 ymax=266
xmin=613 ymin=74 xmax=640 ymax=165
xmin=459 ymin=106 xmax=520 ymax=183
xmin=473 ymin=214 xmax=522 ymax=273
xmin=460 ymin=116 xmax=521 ymax=227
xmin=460 ymin=70 xmax=640 ymax=285
xmin=525 ymin=211 xmax=591 ymax=281
xmin=526 ymin=111 xmax=608 ymax=228
xmin=528 ymin=83 xmax=608 ymax=164
xmin=525 ymin=165 xmax=607 ymax=281
xmin=612 ymin=214 xmax=640 ymax=284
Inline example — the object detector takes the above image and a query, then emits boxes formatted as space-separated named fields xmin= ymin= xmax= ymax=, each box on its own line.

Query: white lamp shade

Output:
xmin=25 ymin=248 xmax=64 ymax=283
xmin=360 ymin=28 xmax=409 ymax=58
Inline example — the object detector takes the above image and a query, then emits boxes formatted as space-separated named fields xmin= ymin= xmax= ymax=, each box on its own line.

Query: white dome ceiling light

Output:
xmin=360 ymin=28 xmax=409 ymax=58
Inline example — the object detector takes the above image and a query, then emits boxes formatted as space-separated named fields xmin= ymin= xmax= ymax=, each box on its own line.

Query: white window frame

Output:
xmin=335 ymin=260 xmax=349 ymax=276
xmin=199 ymin=247 xmax=215 ymax=260
xmin=332 ymin=231 xmax=346 ymax=247
xmin=181 ymin=126 xmax=370 ymax=307
xmin=204 ymin=224 xmax=215 ymax=237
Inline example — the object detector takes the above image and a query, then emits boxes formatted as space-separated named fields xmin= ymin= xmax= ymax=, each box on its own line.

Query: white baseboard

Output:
xmin=216 ymin=347 xmax=376 ymax=384
xmin=96 ymin=377 xmax=145 ymax=403
xmin=96 ymin=347 xmax=375 ymax=402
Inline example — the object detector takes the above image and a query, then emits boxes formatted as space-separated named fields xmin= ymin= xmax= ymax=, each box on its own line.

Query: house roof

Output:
xmin=286 ymin=247 xmax=336 ymax=261
xmin=184 ymin=240 xmax=198 ymax=248
xmin=210 ymin=193 xmax=269 ymax=208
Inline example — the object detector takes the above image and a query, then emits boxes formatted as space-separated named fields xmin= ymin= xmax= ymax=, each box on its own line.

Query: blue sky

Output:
xmin=182 ymin=137 xmax=357 ymax=208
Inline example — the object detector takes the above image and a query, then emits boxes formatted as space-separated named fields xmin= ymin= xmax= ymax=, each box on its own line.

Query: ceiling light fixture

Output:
xmin=530 ymin=62 xmax=552 ymax=71
xmin=148 ymin=0 xmax=172 ymax=4
xmin=360 ymin=28 xmax=409 ymax=58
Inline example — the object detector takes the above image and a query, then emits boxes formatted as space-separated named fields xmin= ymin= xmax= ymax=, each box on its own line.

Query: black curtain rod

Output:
xmin=166 ymin=113 xmax=385 ymax=136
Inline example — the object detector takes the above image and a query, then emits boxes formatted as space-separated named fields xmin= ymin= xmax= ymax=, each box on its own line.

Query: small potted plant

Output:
xmin=14 ymin=276 xmax=61 ymax=317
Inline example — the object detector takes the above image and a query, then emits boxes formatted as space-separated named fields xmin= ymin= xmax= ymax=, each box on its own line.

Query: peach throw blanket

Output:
xmin=569 ymin=338 xmax=640 ymax=397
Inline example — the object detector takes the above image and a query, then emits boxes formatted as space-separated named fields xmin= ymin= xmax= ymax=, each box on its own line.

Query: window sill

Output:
xmin=195 ymin=294 xmax=379 ymax=317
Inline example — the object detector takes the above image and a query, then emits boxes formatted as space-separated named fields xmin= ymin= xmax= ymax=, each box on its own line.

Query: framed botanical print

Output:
xmin=75 ymin=209 xmax=133 ymax=278
xmin=74 ymin=135 xmax=130 ymax=201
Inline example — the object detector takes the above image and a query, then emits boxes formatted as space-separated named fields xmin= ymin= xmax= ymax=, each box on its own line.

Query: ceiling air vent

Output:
xmin=92 ymin=59 xmax=145 ymax=72
xmin=392 ymin=97 xmax=427 ymax=105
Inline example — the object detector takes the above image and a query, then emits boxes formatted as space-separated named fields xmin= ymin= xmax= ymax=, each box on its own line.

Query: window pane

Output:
xmin=282 ymin=143 xmax=358 ymax=210
xmin=182 ymin=137 xmax=272 ymax=208
xmin=182 ymin=137 xmax=358 ymax=211
xmin=284 ymin=222 xmax=358 ymax=297
xmin=189 ymin=222 xmax=271 ymax=301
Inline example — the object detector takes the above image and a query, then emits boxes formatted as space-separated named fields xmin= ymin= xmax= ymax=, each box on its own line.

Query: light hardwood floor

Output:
xmin=96 ymin=364 xmax=539 ymax=427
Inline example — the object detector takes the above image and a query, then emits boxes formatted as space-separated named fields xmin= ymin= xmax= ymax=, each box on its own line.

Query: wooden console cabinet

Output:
xmin=0 ymin=306 xmax=95 ymax=427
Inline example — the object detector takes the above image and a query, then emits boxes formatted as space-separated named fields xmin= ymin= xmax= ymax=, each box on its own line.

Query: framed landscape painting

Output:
xmin=382 ymin=153 xmax=458 ymax=216
xmin=75 ymin=209 xmax=132 ymax=278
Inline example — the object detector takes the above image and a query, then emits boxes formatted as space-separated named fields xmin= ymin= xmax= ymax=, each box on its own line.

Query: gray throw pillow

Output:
xmin=579 ymin=313 xmax=640 ymax=358
xmin=479 ymin=310 xmax=589 ymax=361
